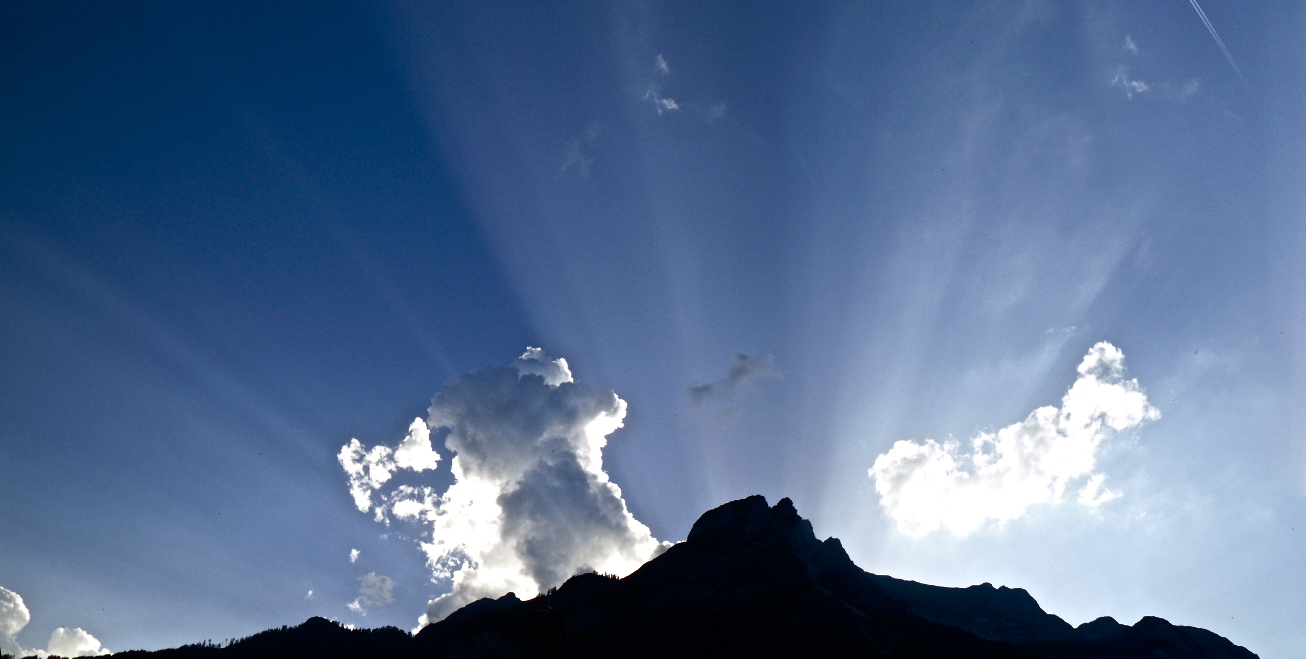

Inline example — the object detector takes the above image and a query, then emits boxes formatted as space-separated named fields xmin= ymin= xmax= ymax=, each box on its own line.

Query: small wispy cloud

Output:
xmin=655 ymin=53 xmax=671 ymax=76
xmin=643 ymin=89 xmax=680 ymax=114
xmin=346 ymin=573 xmax=394 ymax=616
xmin=689 ymin=353 xmax=781 ymax=407
xmin=639 ymin=54 xmax=728 ymax=123
xmin=642 ymin=55 xmax=680 ymax=115
xmin=1111 ymin=68 xmax=1149 ymax=99
xmin=1109 ymin=39 xmax=1200 ymax=104
xmin=560 ymin=140 xmax=594 ymax=179
xmin=868 ymin=342 xmax=1158 ymax=537
xmin=305 ymin=590 xmax=313 ymax=600
xmin=559 ymin=124 xmax=602 ymax=180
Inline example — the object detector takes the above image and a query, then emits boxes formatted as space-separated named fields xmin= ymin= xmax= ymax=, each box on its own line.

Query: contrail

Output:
xmin=1187 ymin=0 xmax=1248 ymax=87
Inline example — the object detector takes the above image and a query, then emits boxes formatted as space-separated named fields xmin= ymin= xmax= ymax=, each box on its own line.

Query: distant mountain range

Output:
xmin=103 ymin=496 xmax=1256 ymax=658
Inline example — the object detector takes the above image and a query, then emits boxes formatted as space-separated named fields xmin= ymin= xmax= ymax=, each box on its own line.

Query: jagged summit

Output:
xmin=685 ymin=494 xmax=809 ymax=542
xmin=108 ymin=496 xmax=1257 ymax=659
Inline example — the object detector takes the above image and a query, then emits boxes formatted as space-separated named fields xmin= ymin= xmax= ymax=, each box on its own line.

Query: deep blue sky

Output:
xmin=3 ymin=2 xmax=1305 ymax=657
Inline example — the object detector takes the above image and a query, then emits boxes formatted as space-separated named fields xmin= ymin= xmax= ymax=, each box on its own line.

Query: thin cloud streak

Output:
xmin=1187 ymin=0 xmax=1249 ymax=87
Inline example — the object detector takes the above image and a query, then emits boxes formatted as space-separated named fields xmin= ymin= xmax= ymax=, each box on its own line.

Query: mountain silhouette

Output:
xmin=95 ymin=496 xmax=1257 ymax=659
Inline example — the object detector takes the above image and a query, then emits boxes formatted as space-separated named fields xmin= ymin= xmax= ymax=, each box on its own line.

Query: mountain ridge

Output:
xmin=83 ymin=495 xmax=1256 ymax=658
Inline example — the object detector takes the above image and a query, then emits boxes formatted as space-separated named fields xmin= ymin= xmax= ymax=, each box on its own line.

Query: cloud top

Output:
xmin=339 ymin=348 xmax=664 ymax=630
xmin=868 ymin=342 xmax=1158 ymax=537
xmin=46 ymin=628 xmax=108 ymax=658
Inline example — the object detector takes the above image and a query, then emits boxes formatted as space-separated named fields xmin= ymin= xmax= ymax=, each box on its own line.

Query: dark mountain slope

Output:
xmin=411 ymin=495 xmax=1256 ymax=658
xmin=102 ymin=495 xmax=1257 ymax=659
xmin=412 ymin=495 xmax=1017 ymax=658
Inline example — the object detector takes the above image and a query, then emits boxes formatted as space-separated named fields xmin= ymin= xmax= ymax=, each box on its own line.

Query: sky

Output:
xmin=2 ymin=0 xmax=1305 ymax=656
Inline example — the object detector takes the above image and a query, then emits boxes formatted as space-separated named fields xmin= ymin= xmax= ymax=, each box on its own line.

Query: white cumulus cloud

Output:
xmin=1 ymin=587 xmax=30 ymax=657
xmin=869 ymin=342 xmax=1159 ymax=537
xmin=0 ymin=587 xmax=107 ymax=658
xmin=340 ymin=348 xmax=665 ymax=630
xmin=339 ymin=417 xmax=441 ymax=521
xmin=45 ymin=628 xmax=108 ymax=657
xmin=349 ymin=549 xmax=360 ymax=563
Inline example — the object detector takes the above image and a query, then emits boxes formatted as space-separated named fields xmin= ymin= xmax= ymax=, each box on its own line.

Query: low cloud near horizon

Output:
xmin=1 ymin=586 xmax=108 ymax=658
xmin=869 ymin=342 xmax=1159 ymax=537
xmin=346 ymin=573 xmax=394 ymax=616
xmin=338 ymin=348 xmax=664 ymax=630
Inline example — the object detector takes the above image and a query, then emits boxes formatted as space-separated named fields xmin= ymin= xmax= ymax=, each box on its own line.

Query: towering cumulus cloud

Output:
xmin=0 ymin=586 xmax=30 ymax=657
xmin=339 ymin=348 xmax=665 ymax=629
xmin=0 ymin=586 xmax=108 ymax=657
xmin=869 ymin=342 xmax=1159 ymax=537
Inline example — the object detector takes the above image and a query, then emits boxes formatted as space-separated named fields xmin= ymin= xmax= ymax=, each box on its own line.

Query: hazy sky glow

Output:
xmin=3 ymin=2 xmax=1306 ymax=657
